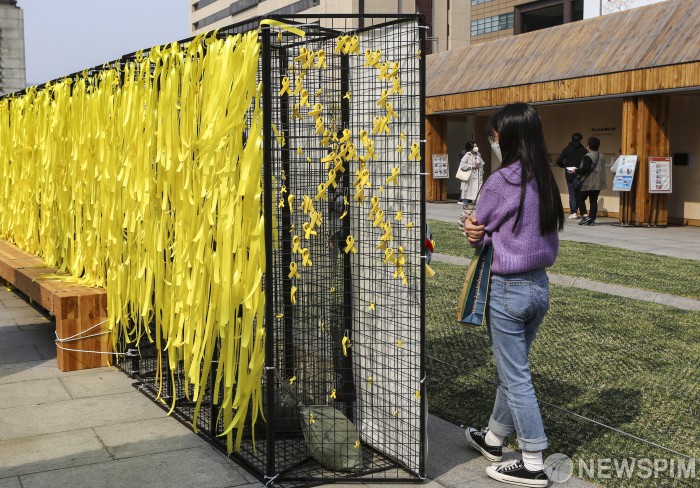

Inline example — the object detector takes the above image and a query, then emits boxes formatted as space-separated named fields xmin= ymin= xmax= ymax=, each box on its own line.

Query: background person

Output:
xmin=556 ymin=133 xmax=587 ymax=219
xmin=457 ymin=141 xmax=485 ymax=230
xmin=573 ymin=136 xmax=606 ymax=226
xmin=464 ymin=103 xmax=564 ymax=488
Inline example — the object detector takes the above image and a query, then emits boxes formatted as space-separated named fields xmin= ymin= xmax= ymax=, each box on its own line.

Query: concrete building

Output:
xmin=190 ymin=0 xmax=468 ymax=54
xmin=0 ymin=0 xmax=25 ymax=95
xmin=470 ymin=0 xmax=667 ymax=45
xmin=190 ymin=1 xmax=669 ymax=51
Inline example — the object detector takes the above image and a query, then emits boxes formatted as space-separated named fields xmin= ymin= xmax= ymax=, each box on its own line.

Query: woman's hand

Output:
xmin=464 ymin=213 xmax=485 ymax=244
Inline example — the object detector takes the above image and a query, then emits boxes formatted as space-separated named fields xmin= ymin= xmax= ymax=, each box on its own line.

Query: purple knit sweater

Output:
xmin=474 ymin=162 xmax=559 ymax=274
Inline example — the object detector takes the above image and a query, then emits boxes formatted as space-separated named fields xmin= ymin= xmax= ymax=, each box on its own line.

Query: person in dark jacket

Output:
xmin=556 ymin=133 xmax=587 ymax=219
xmin=573 ymin=136 xmax=606 ymax=226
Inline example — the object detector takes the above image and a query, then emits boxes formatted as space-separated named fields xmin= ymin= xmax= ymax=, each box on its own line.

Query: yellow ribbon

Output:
xmin=302 ymin=221 xmax=317 ymax=239
xmin=287 ymin=194 xmax=295 ymax=213
xmin=291 ymin=285 xmax=297 ymax=304
xmin=314 ymin=182 xmax=327 ymax=201
xmin=397 ymin=339 xmax=403 ymax=348
xmin=299 ymin=89 xmax=309 ymax=107
xmin=373 ymin=209 xmax=385 ymax=227
xmin=390 ymin=76 xmax=403 ymax=95
xmin=409 ymin=142 xmax=421 ymax=161
xmin=376 ymin=89 xmax=388 ymax=108
xmin=292 ymin=235 xmax=301 ymax=254
xmin=315 ymin=50 xmax=327 ymax=68
xmin=386 ymin=167 xmax=400 ymax=185
xmin=395 ymin=210 xmax=403 ymax=221
xmin=288 ymin=262 xmax=300 ymax=279
xmin=342 ymin=335 xmax=351 ymax=356
xmin=301 ymin=248 xmax=312 ymax=267
xmin=314 ymin=117 xmax=325 ymax=135
xmin=279 ymin=76 xmax=291 ymax=96
xmin=307 ymin=102 xmax=323 ymax=118
xmin=330 ymin=388 xmax=337 ymax=399
xmin=344 ymin=235 xmax=357 ymax=254
xmin=259 ymin=19 xmax=306 ymax=37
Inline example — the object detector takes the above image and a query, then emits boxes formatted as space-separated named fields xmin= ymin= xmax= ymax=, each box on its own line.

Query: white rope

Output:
xmin=54 ymin=343 xmax=139 ymax=357
xmin=54 ymin=318 xmax=109 ymax=342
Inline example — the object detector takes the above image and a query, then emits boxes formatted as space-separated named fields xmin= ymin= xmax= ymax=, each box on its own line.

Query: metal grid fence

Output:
xmin=112 ymin=14 xmax=427 ymax=486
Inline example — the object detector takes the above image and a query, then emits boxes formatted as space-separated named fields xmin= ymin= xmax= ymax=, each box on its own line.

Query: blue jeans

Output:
xmin=487 ymin=269 xmax=549 ymax=452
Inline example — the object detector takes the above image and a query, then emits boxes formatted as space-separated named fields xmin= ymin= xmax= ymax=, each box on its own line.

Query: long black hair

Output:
xmin=489 ymin=103 xmax=564 ymax=234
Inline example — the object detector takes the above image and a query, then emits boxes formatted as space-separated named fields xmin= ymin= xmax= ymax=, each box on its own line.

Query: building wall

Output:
xmin=668 ymin=93 xmax=700 ymax=224
xmin=189 ymin=0 xmax=471 ymax=53
xmin=0 ymin=2 xmax=25 ymax=95
xmin=539 ymin=99 xmax=623 ymax=216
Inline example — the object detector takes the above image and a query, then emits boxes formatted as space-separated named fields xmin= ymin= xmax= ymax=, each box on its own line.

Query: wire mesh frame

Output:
xmin=259 ymin=15 xmax=427 ymax=485
xmin=69 ymin=13 xmax=428 ymax=486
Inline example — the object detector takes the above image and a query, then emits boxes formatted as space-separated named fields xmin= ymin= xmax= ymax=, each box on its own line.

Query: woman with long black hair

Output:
xmin=463 ymin=103 xmax=564 ymax=487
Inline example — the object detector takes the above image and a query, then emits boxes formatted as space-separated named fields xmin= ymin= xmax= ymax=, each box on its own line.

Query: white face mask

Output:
xmin=472 ymin=146 xmax=479 ymax=153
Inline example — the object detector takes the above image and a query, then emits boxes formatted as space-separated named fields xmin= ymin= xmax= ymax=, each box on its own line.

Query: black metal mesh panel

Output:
xmin=114 ymin=14 xmax=426 ymax=486
xmin=261 ymin=15 xmax=426 ymax=484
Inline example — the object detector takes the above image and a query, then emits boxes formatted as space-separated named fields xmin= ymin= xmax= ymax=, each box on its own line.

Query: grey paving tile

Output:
xmin=0 ymin=428 xmax=110 ymax=478
xmin=0 ymin=360 xmax=105 ymax=385
xmin=93 ymin=417 xmax=208 ymax=460
xmin=12 ymin=316 xmax=51 ymax=327
xmin=0 ymin=345 xmax=43 ymax=365
xmin=0 ymin=476 xmax=21 ymax=488
xmin=0 ymin=391 xmax=165 ymax=441
xmin=0 ymin=295 xmax=31 ymax=309
xmin=18 ymin=446 xmax=252 ymax=488
xmin=0 ymin=308 xmax=47 ymax=322
xmin=0 ymin=328 xmax=55 ymax=348
xmin=59 ymin=368 xmax=136 ymax=399
xmin=16 ymin=322 xmax=53 ymax=330
xmin=34 ymin=343 xmax=56 ymax=360
xmin=0 ymin=377 xmax=71 ymax=409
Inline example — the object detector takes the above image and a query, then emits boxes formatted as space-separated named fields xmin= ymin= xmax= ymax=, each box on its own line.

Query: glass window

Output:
xmin=471 ymin=13 xmax=514 ymax=36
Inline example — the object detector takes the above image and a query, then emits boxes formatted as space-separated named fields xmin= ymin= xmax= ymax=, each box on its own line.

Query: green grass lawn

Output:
xmin=426 ymin=261 xmax=700 ymax=487
xmin=428 ymin=218 xmax=700 ymax=300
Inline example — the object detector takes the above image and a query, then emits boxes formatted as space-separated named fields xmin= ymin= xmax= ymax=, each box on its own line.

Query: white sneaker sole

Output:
xmin=485 ymin=465 xmax=548 ymax=487
xmin=465 ymin=430 xmax=502 ymax=462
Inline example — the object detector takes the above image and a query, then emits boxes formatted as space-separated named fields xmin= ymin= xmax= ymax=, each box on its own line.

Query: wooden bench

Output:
xmin=0 ymin=240 xmax=110 ymax=372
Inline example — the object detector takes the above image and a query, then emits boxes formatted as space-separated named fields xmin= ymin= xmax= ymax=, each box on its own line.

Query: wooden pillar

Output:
xmin=426 ymin=115 xmax=447 ymax=201
xmin=620 ymin=95 xmax=669 ymax=226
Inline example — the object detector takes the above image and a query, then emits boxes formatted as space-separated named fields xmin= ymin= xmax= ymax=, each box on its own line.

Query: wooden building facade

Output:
xmin=425 ymin=0 xmax=700 ymax=226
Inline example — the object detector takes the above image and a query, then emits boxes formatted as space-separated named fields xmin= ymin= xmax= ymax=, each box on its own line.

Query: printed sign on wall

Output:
xmin=648 ymin=157 xmax=672 ymax=194
xmin=432 ymin=154 xmax=449 ymax=179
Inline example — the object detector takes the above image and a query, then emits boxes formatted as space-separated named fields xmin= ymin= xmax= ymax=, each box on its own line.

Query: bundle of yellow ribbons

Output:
xmin=0 ymin=30 xmax=265 ymax=453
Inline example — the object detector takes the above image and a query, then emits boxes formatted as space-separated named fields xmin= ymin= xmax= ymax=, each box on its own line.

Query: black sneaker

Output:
xmin=465 ymin=427 xmax=502 ymax=462
xmin=486 ymin=459 xmax=549 ymax=487
xmin=578 ymin=216 xmax=590 ymax=225
xmin=585 ymin=219 xmax=596 ymax=226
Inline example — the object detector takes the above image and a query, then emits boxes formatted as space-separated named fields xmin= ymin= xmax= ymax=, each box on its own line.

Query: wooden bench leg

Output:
xmin=54 ymin=290 xmax=111 ymax=372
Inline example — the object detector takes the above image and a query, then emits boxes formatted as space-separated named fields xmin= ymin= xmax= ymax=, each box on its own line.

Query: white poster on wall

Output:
xmin=431 ymin=154 xmax=449 ymax=179
xmin=648 ymin=157 xmax=672 ymax=193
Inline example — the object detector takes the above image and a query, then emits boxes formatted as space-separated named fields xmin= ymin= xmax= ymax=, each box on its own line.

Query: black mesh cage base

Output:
xmin=116 ymin=13 xmax=426 ymax=486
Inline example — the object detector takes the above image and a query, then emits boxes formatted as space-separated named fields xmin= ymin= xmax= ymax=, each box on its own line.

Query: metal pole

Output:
xmin=418 ymin=14 xmax=428 ymax=480
xmin=261 ymin=24 xmax=277 ymax=482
